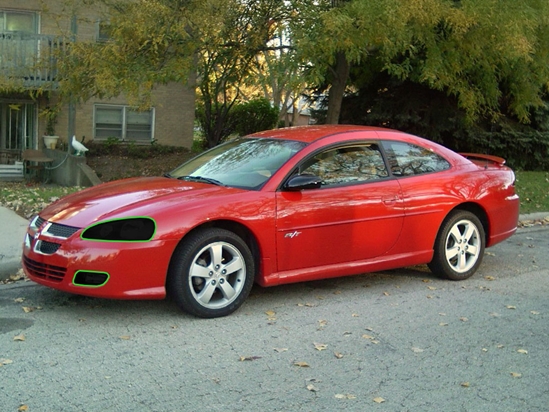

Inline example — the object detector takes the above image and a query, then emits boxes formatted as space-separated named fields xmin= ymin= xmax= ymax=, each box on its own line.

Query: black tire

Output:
xmin=167 ymin=228 xmax=255 ymax=318
xmin=428 ymin=210 xmax=485 ymax=280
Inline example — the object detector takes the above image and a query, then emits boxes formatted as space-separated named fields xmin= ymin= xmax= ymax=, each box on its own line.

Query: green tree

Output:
xmin=295 ymin=0 xmax=549 ymax=125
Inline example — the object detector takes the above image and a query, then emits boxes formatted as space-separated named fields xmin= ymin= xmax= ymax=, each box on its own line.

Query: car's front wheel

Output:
xmin=168 ymin=228 xmax=255 ymax=318
xmin=428 ymin=210 xmax=485 ymax=280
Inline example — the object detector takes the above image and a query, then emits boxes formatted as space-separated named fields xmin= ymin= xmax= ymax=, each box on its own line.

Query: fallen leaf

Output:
xmin=422 ymin=279 xmax=431 ymax=283
xmin=439 ymin=323 xmax=448 ymax=327
xmin=0 ymin=358 xmax=13 ymax=365
xmin=530 ymin=311 xmax=540 ymax=315
xmin=510 ymin=372 xmax=522 ymax=378
xmin=484 ymin=276 xmax=495 ymax=281
xmin=314 ymin=342 xmax=328 ymax=351
xmin=265 ymin=310 xmax=276 ymax=317
xmin=119 ymin=335 xmax=131 ymax=340
xmin=373 ymin=397 xmax=385 ymax=403
xmin=426 ymin=295 xmax=433 ymax=299
xmin=411 ymin=347 xmax=424 ymax=353
xmin=517 ymin=349 xmax=528 ymax=354
xmin=427 ymin=286 xmax=437 ymax=290
xmin=318 ymin=319 xmax=328 ymax=327
xmin=365 ymin=327 xmax=374 ymax=331
xmin=273 ymin=347 xmax=288 ymax=353
xmin=383 ymin=292 xmax=390 ymax=296
xmin=460 ymin=317 xmax=468 ymax=322
xmin=461 ymin=382 xmax=470 ymax=388
xmin=506 ymin=305 xmax=517 ymax=310
xmin=485 ymin=252 xmax=495 ymax=256
xmin=22 ymin=306 xmax=34 ymax=313
xmin=352 ymin=313 xmax=359 ymax=317
xmin=333 ymin=290 xmax=342 ymax=295
xmin=18 ymin=405 xmax=29 ymax=412
xmin=497 ymin=344 xmax=505 ymax=349
xmin=362 ymin=334 xmax=374 ymax=340
xmin=371 ymin=340 xmax=380 ymax=344
xmin=316 ymin=295 xmax=325 ymax=300
xmin=335 ymin=393 xmax=357 ymax=399
xmin=297 ymin=302 xmax=316 ymax=307
xmin=439 ymin=313 xmax=447 ymax=316
xmin=239 ymin=355 xmax=262 ymax=361
xmin=14 ymin=298 xmax=25 ymax=303
xmin=482 ymin=348 xmax=488 ymax=352
xmin=294 ymin=361 xmax=310 ymax=367
xmin=306 ymin=384 xmax=319 ymax=392
xmin=13 ymin=334 xmax=25 ymax=341
xmin=334 ymin=351 xmax=344 ymax=359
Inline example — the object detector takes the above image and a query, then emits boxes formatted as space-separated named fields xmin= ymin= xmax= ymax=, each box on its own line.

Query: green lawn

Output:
xmin=1 ymin=171 xmax=548 ymax=220
xmin=515 ymin=171 xmax=549 ymax=214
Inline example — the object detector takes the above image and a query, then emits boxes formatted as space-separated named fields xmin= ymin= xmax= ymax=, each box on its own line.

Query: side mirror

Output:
xmin=284 ymin=174 xmax=323 ymax=191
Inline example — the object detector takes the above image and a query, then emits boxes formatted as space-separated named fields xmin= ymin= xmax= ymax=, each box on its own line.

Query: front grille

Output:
xmin=37 ymin=240 xmax=61 ymax=255
xmin=23 ymin=256 xmax=66 ymax=282
xmin=35 ymin=216 xmax=46 ymax=228
xmin=46 ymin=223 xmax=79 ymax=239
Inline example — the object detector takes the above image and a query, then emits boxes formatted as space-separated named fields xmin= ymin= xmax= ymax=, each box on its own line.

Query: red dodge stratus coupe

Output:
xmin=23 ymin=125 xmax=519 ymax=317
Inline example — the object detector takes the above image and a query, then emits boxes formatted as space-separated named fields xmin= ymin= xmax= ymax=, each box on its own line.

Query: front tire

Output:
xmin=167 ymin=228 xmax=255 ymax=318
xmin=428 ymin=210 xmax=485 ymax=280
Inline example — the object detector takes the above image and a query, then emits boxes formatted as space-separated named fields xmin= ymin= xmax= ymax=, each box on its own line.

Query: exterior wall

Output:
xmin=1 ymin=0 xmax=195 ymax=150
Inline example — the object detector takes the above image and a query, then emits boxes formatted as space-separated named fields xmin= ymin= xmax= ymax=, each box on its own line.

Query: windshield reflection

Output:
xmin=168 ymin=138 xmax=307 ymax=189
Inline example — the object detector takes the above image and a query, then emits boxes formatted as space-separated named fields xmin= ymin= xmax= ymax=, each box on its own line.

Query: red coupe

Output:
xmin=23 ymin=125 xmax=519 ymax=317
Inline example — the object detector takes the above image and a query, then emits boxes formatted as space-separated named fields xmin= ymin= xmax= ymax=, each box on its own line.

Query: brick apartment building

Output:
xmin=0 ymin=1 xmax=195 ymax=175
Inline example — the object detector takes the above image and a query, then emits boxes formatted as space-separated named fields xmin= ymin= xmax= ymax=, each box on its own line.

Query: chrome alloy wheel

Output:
xmin=188 ymin=241 xmax=246 ymax=309
xmin=443 ymin=219 xmax=482 ymax=274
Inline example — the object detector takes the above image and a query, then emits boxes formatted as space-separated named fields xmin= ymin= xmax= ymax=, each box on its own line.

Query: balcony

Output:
xmin=0 ymin=32 xmax=65 ymax=89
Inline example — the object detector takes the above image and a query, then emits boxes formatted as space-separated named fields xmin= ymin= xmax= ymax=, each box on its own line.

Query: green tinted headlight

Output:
xmin=81 ymin=217 xmax=156 ymax=242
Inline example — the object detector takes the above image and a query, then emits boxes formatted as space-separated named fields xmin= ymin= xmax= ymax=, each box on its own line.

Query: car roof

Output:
xmin=250 ymin=125 xmax=398 ymax=144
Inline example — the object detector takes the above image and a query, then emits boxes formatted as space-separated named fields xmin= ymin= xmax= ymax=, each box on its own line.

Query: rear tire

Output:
xmin=167 ymin=228 xmax=255 ymax=318
xmin=428 ymin=210 xmax=485 ymax=280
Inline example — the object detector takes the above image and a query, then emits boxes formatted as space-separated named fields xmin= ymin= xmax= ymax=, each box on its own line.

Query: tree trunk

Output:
xmin=325 ymin=51 xmax=350 ymax=124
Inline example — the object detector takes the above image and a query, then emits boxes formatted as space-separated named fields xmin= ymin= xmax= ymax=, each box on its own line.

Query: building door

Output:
xmin=0 ymin=102 xmax=36 ymax=152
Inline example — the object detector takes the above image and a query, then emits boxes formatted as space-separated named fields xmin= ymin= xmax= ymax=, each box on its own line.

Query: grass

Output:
xmin=515 ymin=171 xmax=549 ymax=215
xmin=0 ymin=182 xmax=83 ymax=219
xmin=1 ymin=170 xmax=548 ymax=221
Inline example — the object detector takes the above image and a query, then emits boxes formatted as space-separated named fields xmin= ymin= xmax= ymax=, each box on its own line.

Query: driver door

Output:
xmin=275 ymin=143 xmax=404 ymax=272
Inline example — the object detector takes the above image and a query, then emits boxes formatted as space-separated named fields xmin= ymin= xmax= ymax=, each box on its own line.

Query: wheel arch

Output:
xmin=444 ymin=202 xmax=489 ymax=244
xmin=168 ymin=219 xmax=261 ymax=281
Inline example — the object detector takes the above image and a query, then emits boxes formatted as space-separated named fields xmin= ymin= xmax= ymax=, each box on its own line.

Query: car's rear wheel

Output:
xmin=167 ymin=228 xmax=255 ymax=318
xmin=428 ymin=210 xmax=485 ymax=280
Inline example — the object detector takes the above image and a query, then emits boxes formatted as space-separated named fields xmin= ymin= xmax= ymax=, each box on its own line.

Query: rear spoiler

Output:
xmin=459 ymin=153 xmax=506 ymax=166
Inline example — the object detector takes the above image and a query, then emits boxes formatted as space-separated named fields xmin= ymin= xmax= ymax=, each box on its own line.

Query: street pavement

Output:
xmin=1 ymin=221 xmax=548 ymax=411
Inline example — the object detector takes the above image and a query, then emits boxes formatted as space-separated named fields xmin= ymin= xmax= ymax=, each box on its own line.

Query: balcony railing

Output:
xmin=0 ymin=32 xmax=65 ymax=88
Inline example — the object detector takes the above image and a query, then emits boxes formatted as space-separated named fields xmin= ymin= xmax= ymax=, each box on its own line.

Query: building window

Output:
xmin=0 ymin=11 xmax=37 ymax=34
xmin=96 ymin=19 xmax=111 ymax=42
xmin=94 ymin=105 xmax=155 ymax=142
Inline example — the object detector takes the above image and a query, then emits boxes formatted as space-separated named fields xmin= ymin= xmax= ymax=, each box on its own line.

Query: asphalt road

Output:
xmin=1 ymin=225 xmax=548 ymax=412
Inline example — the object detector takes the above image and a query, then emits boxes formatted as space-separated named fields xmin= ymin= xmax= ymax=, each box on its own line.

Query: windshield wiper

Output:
xmin=177 ymin=175 xmax=226 ymax=186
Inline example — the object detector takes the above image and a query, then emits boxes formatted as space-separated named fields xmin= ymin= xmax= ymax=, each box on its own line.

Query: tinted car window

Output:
xmin=381 ymin=141 xmax=450 ymax=176
xmin=300 ymin=144 xmax=388 ymax=187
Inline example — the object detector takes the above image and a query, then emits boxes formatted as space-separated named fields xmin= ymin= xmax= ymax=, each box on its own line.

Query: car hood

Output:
xmin=40 ymin=177 xmax=243 ymax=227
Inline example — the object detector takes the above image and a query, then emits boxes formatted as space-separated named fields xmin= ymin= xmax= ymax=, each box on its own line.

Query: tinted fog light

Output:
xmin=73 ymin=271 xmax=110 ymax=287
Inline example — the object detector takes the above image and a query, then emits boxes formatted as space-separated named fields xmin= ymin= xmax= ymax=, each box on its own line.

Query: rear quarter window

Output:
xmin=381 ymin=141 xmax=450 ymax=176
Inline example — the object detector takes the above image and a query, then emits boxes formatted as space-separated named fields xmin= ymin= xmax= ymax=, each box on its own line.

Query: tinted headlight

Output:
xmin=81 ymin=217 xmax=156 ymax=242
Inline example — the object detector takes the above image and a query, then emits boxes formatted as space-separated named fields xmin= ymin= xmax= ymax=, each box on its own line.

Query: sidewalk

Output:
xmin=0 ymin=207 xmax=29 ymax=280
xmin=0 ymin=206 xmax=548 ymax=282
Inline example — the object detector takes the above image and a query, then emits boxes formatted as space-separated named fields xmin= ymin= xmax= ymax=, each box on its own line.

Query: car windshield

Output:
xmin=167 ymin=138 xmax=307 ymax=189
